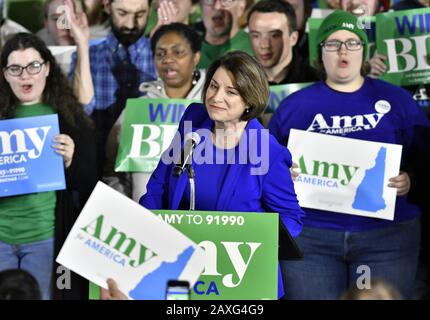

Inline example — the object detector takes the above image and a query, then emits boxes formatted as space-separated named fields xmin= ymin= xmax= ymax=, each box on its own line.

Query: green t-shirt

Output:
xmin=198 ymin=29 xmax=253 ymax=69
xmin=0 ymin=103 xmax=57 ymax=245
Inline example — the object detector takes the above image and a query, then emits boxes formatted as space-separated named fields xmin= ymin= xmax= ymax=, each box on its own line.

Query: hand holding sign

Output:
xmin=388 ymin=171 xmax=411 ymax=196
xmin=101 ymin=279 xmax=128 ymax=300
xmin=53 ymin=134 xmax=75 ymax=168
xmin=368 ymin=52 xmax=388 ymax=78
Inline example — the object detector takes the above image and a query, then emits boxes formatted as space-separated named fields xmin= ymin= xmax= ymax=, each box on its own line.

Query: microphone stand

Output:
xmin=173 ymin=132 xmax=200 ymax=211
xmin=185 ymin=164 xmax=195 ymax=211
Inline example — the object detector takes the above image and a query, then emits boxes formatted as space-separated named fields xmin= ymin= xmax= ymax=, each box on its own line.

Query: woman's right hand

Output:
xmin=100 ymin=278 xmax=128 ymax=300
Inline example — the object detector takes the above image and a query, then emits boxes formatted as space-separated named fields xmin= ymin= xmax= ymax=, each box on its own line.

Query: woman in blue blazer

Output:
xmin=140 ymin=51 xmax=303 ymax=238
xmin=140 ymin=101 xmax=304 ymax=238
xmin=101 ymin=51 xmax=304 ymax=300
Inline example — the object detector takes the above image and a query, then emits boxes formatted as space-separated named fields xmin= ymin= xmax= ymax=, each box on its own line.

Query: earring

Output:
xmin=245 ymin=108 xmax=250 ymax=114
xmin=192 ymin=69 xmax=200 ymax=86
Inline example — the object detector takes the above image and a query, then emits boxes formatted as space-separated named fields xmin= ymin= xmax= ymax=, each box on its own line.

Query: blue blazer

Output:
xmin=140 ymin=103 xmax=304 ymax=299
xmin=140 ymin=103 xmax=304 ymax=237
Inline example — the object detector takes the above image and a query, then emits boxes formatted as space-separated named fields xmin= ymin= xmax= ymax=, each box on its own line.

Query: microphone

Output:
xmin=173 ymin=132 xmax=201 ymax=177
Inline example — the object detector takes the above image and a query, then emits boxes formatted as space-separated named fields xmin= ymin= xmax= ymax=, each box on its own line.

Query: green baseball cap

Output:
xmin=316 ymin=10 xmax=369 ymax=59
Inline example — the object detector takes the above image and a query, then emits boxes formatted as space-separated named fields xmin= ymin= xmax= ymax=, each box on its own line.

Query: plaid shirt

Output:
xmin=70 ymin=33 xmax=157 ymax=115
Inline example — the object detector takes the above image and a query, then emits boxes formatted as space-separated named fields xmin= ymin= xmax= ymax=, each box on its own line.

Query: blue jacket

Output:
xmin=140 ymin=103 xmax=304 ymax=237
xmin=140 ymin=103 xmax=304 ymax=299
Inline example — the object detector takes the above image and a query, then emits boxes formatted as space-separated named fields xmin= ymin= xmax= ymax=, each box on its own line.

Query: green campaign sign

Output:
xmin=115 ymin=98 xmax=198 ymax=173
xmin=268 ymin=83 xmax=314 ymax=113
xmin=90 ymin=210 xmax=279 ymax=300
xmin=376 ymin=7 xmax=430 ymax=86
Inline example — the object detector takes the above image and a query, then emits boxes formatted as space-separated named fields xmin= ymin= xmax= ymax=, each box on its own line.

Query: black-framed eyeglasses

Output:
xmin=5 ymin=61 xmax=45 ymax=77
xmin=320 ymin=39 xmax=364 ymax=52
xmin=202 ymin=0 xmax=237 ymax=7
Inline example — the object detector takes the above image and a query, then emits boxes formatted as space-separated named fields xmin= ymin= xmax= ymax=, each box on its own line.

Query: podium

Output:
xmin=88 ymin=210 xmax=302 ymax=300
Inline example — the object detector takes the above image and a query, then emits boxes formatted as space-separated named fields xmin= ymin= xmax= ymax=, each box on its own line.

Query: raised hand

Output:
xmin=150 ymin=0 xmax=180 ymax=37
xmin=63 ymin=0 xmax=90 ymax=47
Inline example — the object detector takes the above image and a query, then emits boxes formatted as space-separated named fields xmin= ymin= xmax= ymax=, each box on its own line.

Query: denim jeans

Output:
xmin=281 ymin=218 xmax=421 ymax=300
xmin=0 ymin=237 xmax=54 ymax=300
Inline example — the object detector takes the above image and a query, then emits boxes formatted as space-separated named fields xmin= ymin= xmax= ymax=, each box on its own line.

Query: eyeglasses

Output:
xmin=202 ymin=0 xmax=237 ymax=7
xmin=320 ymin=39 xmax=364 ymax=52
xmin=5 ymin=61 xmax=45 ymax=77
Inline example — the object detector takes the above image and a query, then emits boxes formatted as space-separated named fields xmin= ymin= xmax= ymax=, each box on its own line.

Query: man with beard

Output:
xmin=197 ymin=0 xmax=254 ymax=68
xmin=68 ymin=0 xmax=157 ymax=173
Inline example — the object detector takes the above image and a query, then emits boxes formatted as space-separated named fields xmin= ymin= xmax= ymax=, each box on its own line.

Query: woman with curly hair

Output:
xmin=0 ymin=33 xmax=98 ymax=300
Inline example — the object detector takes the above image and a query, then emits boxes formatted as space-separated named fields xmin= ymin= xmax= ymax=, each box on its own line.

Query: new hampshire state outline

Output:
xmin=352 ymin=147 xmax=387 ymax=212
xmin=128 ymin=246 xmax=194 ymax=300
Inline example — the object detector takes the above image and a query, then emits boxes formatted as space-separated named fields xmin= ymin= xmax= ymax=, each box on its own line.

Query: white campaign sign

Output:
xmin=56 ymin=181 xmax=205 ymax=299
xmin=287 ymin=129 xmax=403 ymax=220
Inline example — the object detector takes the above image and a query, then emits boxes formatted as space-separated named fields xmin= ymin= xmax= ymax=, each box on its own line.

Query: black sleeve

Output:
xmin=60 ymin=118 xmax=99 ymax=205
xmin=404 ymin=125 xmax=430 ymax=211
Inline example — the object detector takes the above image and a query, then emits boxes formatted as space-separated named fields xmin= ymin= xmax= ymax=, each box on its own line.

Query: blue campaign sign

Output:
xmin=0 ymin=114 xmax=66 ymax=197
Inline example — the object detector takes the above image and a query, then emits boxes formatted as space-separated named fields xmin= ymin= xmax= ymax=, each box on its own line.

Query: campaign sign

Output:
xmin=115 ymin=98 xmax=198 ymax=173
xmin=288 ymin=129 xmax=402 ymax=220
xmin=156 ymin=210 xmax=278 ymax=300
xmin=56 ymin=182 xmax=206 ymax=300
xmin=376 ymin=7 xmax=430 ymax=86
xmin=89 ymin=209 xmax=279 ymax=300
xmin=0 ymin=114 xmax=65 ymax=197
xmin=268 ymin=83 xmax=313 ymax=113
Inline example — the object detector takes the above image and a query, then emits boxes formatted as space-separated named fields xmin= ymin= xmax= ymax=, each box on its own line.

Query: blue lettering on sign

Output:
xmin=297 ymin=175 xmax=339 ymax=188
xmin=0 ymin=114 xmax=65 ymax=197
xmin=84 ymin=238 xmax=126 ymax=267
xmin=193 ymin=281 xmax=220 ymax=296
xmin=395 ymin=13 xmax=430 ymax=35
xmin=149 ymin=103 xmax=186 ymax=123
